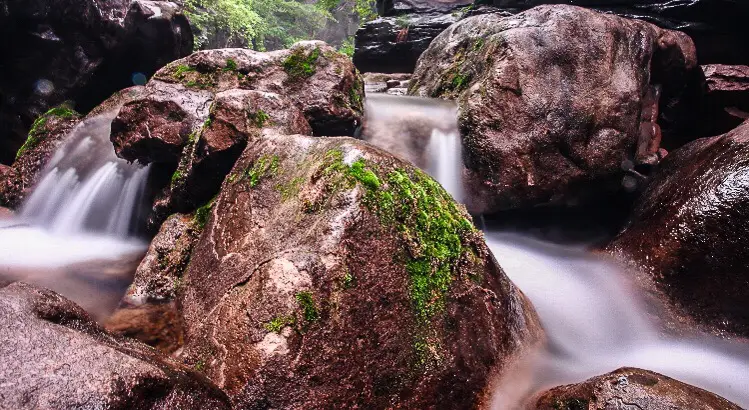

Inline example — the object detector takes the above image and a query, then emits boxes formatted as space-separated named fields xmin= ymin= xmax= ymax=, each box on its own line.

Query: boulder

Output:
xmin=410 ymin=5 xmax=699 ymax=213
xmin=530 ymin=367 xmax=741 ymax=410
xmin=354 ymin=12 xmax=465 ymax=73
xmin=0 ymin=281 xmax=231 ymax=409
xmin=475 ymin=0 xmax=749 ymax=65
xmin=130 ymin=134 xmax=541 ymax=408
xmin=377 ymin=0 xmax=472 ymax=16
xmin=0 ymin=205 xmax=12 ymax=219
xmin=606 ymin=120 xmax=749 ymax=337
xmin=109 ymin=42 xmax=363 ymax=227
xmin=0 ymin=0 xmax=193 ymax=165
xmin=699 ymin=65 xmax=749 ymax=136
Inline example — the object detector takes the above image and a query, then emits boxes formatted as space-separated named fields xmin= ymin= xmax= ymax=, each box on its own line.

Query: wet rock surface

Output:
xmin=377 ymin=0 xmax=472 ymax=16
xmin=136 ymin=134 xmax=542 ymax=408
xmin=364 ymin=72 xmax=413 ymax=95
xmin=0 ymin=281 xmax=231 ymax=409
xmin=699 ymin=65 xmax=749 ymax=136
xmin=354 ymin=12 xmax=462 ymax=74
xmin=108 ymin=42 xmax=363 ymax=227
xmin=475 ymin=0 xmax=749 ymax=65
xmin=0 ymin=0 xmax=193 ymax=165
xmin=607 ymin=120 xmax=749 ymax=338
xmin=410 ymin=5 xmax=699 ymax=214
xmin=531 ymin=367 xmax=741 ymax=410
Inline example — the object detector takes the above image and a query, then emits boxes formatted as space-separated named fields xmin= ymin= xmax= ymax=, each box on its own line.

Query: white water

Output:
xmin=0 ymin=112 xmax=149 ymax=319
xmin=363 ymin=94 xmax=464 ymax=200
xmin=486 ymin=234 xmax=749 ymax=408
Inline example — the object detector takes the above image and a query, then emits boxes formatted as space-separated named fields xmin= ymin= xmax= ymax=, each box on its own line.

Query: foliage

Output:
xmin=338 ymin=36 xmax=355 ymax=57
xmin=184 ymin=0 xmax=377 ymax=51
xmin=184 ymin=0 xmax=332 ymax=51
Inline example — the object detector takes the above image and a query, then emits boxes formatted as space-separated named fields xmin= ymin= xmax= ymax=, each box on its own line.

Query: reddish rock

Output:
xmin=0 ymin=0 xmax=193 ymax=165
xmin=0 ymin=281 xmax=230 ymax=409
xmin=410 ymin=5 xmax=699 ymax=214
xmin=700 ymin=64 xmax=749 ymax=136
xmin=607 ymin=120 xmax=749 ymax=337
xmin=0 ymin=205 xmax=12 ymax=219
xmin=154 ymin=134 xmax=542 ymax=408
xmin=530 ymin=368 xmax=741 ymax=410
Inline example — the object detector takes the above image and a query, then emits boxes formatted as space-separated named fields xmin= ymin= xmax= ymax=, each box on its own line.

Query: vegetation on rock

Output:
xmin=16 ymin=106 xmax=77 ymax=159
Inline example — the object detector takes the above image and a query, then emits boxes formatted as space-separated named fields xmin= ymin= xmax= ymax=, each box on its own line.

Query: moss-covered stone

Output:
xmin=283 ymin=47 xmax=321 ymax=81
xmin=16 ymin=106 xmax=77 ymax=159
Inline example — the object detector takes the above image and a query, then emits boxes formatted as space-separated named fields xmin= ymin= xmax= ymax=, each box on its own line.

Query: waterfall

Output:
xmin=19 ymin=112 xmax=150 ymax=237
xmin=362 ymin=94 xmax=464 ymax=201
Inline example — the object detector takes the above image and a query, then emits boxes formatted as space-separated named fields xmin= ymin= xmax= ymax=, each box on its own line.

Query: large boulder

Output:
xmin=125 ymin=133 xmax=541 ymax=407
xmin=475 ymin=0 xmax=749 ymax=65
xmin=606 ymin=120 xmax=749 ymax=338
xmin=410 ymin=5 xmax=699 ymax=213
xmin=377 ymin=0 xmax=472 ymax=16
xmin=0 ymin=281 xmax=231 ymax=409
xmin=530 ymin=367 xmax=741 ymax=410
xmin=0 ymin=0 xmax=193 ymax=165
xmin=109 ymin=42 xmax=364 ymax=228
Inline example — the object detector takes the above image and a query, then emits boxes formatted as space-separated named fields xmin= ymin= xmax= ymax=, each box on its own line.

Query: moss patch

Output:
xmin=553 ymin=398 xmax=589 ymax=410
xmin=265 ymin=315 xmax=296 ymax=333
xmin=283 ymin=47 xmax=321 ymax=80
xmin=246 ymin=154 xmax=280 ymax=187
xmin=295 ymin=291 xmax=319 ymax=322
xmin=248 ymin=109 xmax=270 ymax=128
xmin=193 ymin=197 xmax=216 ymax=229
xmin=16 ymin=106 xmax=77 ymax=159
xmin=276 ymin=176 xmax=304 ymax=201
xmin=224 ymin=58 xmax=238 ymax=72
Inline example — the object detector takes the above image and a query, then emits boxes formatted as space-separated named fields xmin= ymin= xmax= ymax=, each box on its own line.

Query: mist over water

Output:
xmin=0 ymin=112 xmax=150 ymax=319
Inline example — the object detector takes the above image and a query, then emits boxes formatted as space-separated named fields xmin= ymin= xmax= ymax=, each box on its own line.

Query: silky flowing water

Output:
xmin=0 ymin=111 xmax=149 ymax=318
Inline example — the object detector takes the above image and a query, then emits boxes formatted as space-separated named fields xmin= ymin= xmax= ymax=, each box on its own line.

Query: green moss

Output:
xmin=248 ymin=109 xmax=270 ymax=128
xmin=194 ymin=360 xmax=205 ymax=372
xmin=170 ymin=169 xmax=184 ymax=186
xmin=173 ymin=64 xmax=195 ymax=79
xmin=320 ymin=151 xmax=476 ymax=323
xmin=224 ymin=58 xmax=238 ymax=72
xmin=204 ymin=118 xmax=212 ymax=128
xmin=276 ymin=176 xmax=304 ymax=201
xmin=349 ymin=77 xmax=364 ymax=109
xmin=283 ymin=47 xmax=321 ymax=80
xmin=16 ymin=106 xmax=77 ymax=159
xmin=473 ymin=38 xmax=485 ymax=51
xmin=265 ymin=315 xmax=296 ymax=333
xmin=245 ymin=154 xmax=280 ymax=187
xmin=193 ymin=197 xmax=216 ymax=229
xmin=295 ymin=291 xmax=319 ymax=322
xmin=342 ymin=269 xmax=355 ymax=289
xmin=450 ymin=73 xmax=472 ymax=91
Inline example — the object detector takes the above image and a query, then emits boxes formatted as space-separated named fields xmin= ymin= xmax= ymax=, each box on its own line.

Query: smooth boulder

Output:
xmin=531 ymin=367 xmax=741 ymax=410
xmin=606 ymin=120 xmax=749 ymax=337
xmin=0 ymin=0 xmax=193 ymax=165
xmin=410 ymin=5 xmax=699 ymax=213
xmin=128 ymin=133 xmax=541 ymax=408
xmin=0 ymin=281 xmax=230 ymax=409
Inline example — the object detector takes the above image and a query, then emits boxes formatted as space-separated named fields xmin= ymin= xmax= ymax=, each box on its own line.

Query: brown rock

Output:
xmin=700 ymin=64 xmax=749 ymax=136
xmin=530 ymin=367 xmax=741 ymax=410
xmin=163 ymin=134 xmax=541 ymax=408
xmin=0 ymin=281 xmax=230 ymax=409
xmin=410 ymin=5 xmax=699 ymax=214
xmin=0 ymin=205 xmax=12 ymax=219
xmin=606 ymin=120 xmax=749 ymax=337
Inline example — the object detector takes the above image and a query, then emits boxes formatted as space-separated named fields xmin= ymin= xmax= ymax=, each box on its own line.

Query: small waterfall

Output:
xmin=362 ymin=94 xmax=464 ymax=201
xmin=19 ymin=112 xmax=150 ymax=237
xmin=487 ymin=234 xmax=749 ymax=408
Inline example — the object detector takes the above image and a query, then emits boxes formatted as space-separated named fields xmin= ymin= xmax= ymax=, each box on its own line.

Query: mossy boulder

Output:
xmin=150 ymin=134 xmax=542 ymax=408
xmin=530 ymin=368 xmax=741 ymax=410
xmin=409 ymin=5 xmax=700 ymax=214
